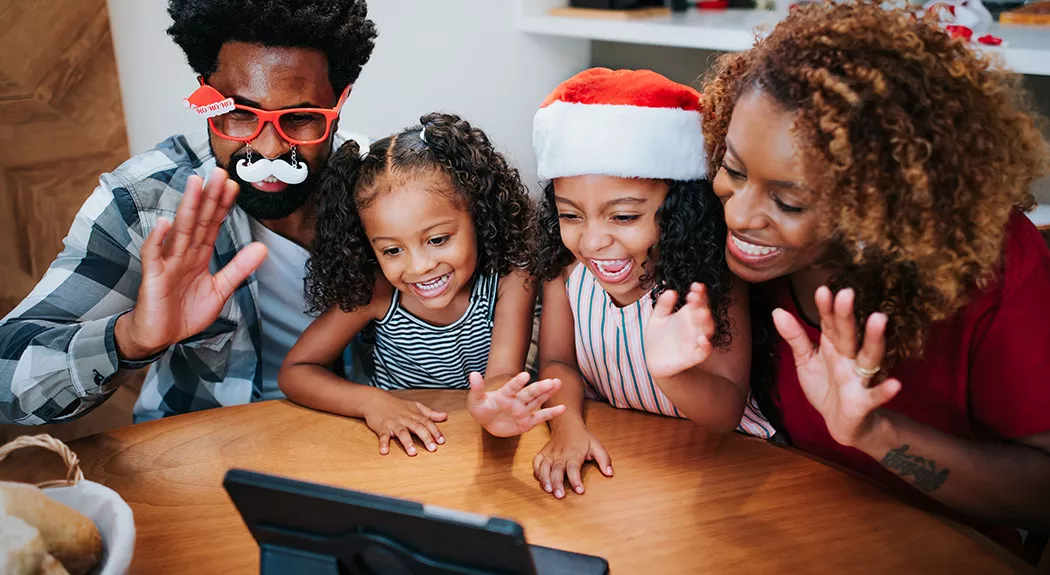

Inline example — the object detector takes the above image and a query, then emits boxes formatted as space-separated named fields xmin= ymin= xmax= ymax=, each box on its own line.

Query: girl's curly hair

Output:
xmin=306 ymin=112 xmax=537 ymax=314
xmin=532 ymin=179 xmax=734 ymax=348
xmin=703 ymin=0 xmax=1048 ymax=371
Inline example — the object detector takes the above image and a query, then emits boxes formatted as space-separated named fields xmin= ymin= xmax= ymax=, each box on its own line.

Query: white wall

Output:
xmin=107 ymin=0 xmax=198 ymax=154
xmin=106 ymin=0 xmax=590 ymax=188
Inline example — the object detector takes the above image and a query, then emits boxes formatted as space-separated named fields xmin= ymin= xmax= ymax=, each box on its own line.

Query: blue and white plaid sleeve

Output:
xmin=0 ymin=172 xmax=148 ymax=425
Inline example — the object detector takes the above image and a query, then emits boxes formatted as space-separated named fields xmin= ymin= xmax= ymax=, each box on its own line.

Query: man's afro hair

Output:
xmin=167 ymin=0 xmax=377 ymax=93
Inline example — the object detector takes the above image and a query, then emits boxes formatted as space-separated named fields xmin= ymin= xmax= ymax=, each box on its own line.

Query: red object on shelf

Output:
xmin=945 ymin=24 xmax=974 ymax=41
xmin=696 ymin=0 xmax=729 ymax=9
xmin=976 ymin=34 xmax=1003 ymax=46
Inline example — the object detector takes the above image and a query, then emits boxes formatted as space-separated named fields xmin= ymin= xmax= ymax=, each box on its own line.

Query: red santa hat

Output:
xmin=533 ymin=68 xmax=707 ymax=181
xmin=183 ymin=84 xmax=234 ymax=118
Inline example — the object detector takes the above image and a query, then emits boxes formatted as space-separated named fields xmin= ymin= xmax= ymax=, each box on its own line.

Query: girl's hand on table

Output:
xmin=533 ymin=420 xmax=612 ymax=499
xmin=361 ymin=392 xmax=448 ymax=456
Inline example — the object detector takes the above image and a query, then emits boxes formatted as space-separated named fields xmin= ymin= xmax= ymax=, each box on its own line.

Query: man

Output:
xmin=0 ymin=0 xmax=377 ymax=424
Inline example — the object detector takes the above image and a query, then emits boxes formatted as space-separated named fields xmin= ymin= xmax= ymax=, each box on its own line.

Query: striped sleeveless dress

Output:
xmin=370 ymin=273 xmax=499 ymax=390
xmin=566 ymin=264 xmax=775 ymax=439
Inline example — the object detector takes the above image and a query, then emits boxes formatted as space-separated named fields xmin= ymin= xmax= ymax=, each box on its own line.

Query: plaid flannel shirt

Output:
xmin=1 ymin=132 xmax=277 ymax=424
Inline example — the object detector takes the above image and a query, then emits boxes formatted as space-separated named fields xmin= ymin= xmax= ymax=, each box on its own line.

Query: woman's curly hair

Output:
xmin=702 ymin=0 xmax=1048 ymax=374
xmin=532 ymin=179 xmax=734 ymax=348
xmin=306 ymin=112 xmax=537 ymax=314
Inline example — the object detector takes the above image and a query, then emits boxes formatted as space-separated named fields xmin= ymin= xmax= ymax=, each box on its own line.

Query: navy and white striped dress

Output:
xmin=370 ymin=273 xmax=499 ymax=390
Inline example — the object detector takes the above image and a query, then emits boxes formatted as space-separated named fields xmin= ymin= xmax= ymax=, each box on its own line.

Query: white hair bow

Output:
xmin=338 ymin=130 xmax=371 ymax=159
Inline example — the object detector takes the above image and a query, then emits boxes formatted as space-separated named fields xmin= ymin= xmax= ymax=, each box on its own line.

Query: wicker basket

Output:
xmin=0 ymin=434 xmax=135 ymax=575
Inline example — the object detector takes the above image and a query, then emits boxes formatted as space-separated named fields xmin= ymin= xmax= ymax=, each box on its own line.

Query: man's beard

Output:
xmin=221 ymin=148 xmax=319 ymax=221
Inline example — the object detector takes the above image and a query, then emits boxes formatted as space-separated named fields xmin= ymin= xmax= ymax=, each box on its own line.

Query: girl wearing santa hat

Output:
xmin=280 ymin=113 xmax=566 ymax=456
xmin=530 ymin=68 xmax=775 ymax=499
xmin=702 ymin=0 xmax=1050 ymax=553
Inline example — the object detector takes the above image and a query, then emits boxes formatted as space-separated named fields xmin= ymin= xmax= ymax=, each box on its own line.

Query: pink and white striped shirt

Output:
xmin=566 ymin=264 xmax=775 ymax=439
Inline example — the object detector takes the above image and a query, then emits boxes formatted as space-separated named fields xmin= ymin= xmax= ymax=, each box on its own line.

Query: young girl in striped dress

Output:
xmin=279 ymin=113 xmax=565 ymax=456
xmin=531 ymin=68 xmax=774 ymax=499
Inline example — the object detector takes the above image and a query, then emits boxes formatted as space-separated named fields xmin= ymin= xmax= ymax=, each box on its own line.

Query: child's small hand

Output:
xmin=644 ymin=283 xmax=715 ymax=379
xmin=361 ymin=393 xmax=448 ymax=456
xmin=466 ymin=372 xmax=566 ymax=438
xmin=533 ymin=421 xmax=613 ymax=499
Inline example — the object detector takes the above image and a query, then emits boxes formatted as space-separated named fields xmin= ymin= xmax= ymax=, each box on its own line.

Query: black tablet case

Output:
xmin=223 ymin=469 xmax=610 ymax=575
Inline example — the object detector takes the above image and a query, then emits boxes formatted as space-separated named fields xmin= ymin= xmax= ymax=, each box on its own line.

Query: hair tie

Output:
xmin=419 ymin=127 xmax=428 ymax=145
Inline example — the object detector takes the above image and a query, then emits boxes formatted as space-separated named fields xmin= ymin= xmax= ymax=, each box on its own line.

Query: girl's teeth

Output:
xmin=732 ymin=235 xmax=777 ymax=256
xmin=591 ymin=259 xmax=632 ymax=281
xmin=593 ymin=259 xmax=629 ymax=273
xmin=415 ymin=274 xmax=450 ymax=291
xmin=264 ymin=176 xmax=278 ymax=183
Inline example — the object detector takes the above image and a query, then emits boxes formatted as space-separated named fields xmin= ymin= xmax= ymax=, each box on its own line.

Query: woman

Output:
xmin=701 ymin=0 xmax=1050 ymax=551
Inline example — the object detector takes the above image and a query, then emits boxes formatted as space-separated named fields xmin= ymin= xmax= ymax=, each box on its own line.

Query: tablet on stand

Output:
xmin=223 ymin=469 xmax=610 ymax=575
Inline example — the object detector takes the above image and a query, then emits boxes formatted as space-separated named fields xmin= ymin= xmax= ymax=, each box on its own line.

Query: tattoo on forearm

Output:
xmin=880 ymin=444 xmax=950 ymax=493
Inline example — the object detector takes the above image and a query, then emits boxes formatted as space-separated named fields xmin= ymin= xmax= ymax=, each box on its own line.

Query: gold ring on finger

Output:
xmin=853 ymin=364 xmax=881 ymax=378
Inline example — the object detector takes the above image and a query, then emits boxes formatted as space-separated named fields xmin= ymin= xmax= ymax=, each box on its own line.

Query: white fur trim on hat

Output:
xmin=533 ymin=100 xmax=706 ymax=181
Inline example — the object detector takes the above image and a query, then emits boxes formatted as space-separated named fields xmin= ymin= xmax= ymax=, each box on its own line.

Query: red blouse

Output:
xmin=767 ymin=211 xmax=1050 ymax=551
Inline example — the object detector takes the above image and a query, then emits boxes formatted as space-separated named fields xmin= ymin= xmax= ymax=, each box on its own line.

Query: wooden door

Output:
xmin=0 ymin=0 xmax=139 ymax=442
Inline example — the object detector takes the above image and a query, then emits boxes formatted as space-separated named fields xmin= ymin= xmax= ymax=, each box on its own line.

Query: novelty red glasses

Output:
xmin=203 ymin=80 xmax=351 ymax=146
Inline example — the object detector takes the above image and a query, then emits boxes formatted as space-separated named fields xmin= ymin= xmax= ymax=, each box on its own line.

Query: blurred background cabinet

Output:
xmin=0 ymin=0 xmax=137 ymax=442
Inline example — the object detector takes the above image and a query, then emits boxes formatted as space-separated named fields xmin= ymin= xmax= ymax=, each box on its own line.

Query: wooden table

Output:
xmin=1 ymin=391 xmax=1031 ymax=574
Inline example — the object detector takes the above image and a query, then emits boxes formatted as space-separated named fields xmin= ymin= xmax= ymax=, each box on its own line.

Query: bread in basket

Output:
xmin=0 ymin=434 xmax=135 ymax=575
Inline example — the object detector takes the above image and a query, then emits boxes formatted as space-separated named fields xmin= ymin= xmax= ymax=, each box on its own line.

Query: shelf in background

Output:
xmin=1029 ymin=204 xmax=1050 ymax=231
xmin=514 ymin=8 xmax=1050 ymax=76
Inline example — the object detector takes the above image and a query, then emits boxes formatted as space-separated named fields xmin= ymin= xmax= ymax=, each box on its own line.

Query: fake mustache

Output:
xmin=235 ymin=156 xmax=309 ymax=185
